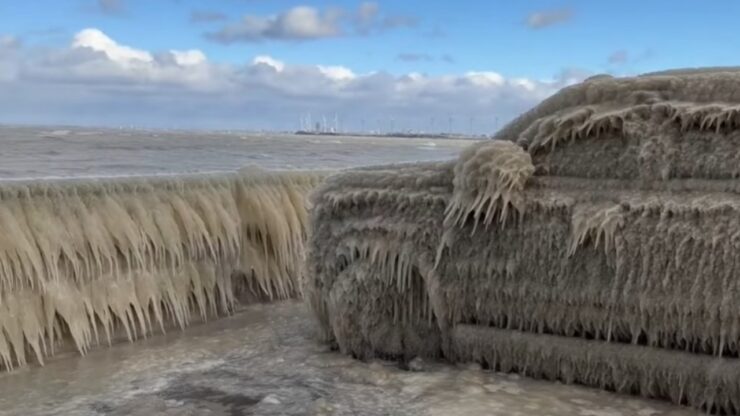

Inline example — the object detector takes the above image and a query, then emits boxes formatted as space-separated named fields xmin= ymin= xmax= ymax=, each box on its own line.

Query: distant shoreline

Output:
xmin=294 ymin=130 xmax=486 ymax=140
xmin=0 ymin=124 xmax=488 ymax=140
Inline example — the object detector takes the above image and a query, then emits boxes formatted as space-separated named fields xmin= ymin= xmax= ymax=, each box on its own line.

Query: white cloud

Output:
xmin=512 ymin=78 xmax=536 ymax=91
xmin=0 ymin=28 xmax=588 ymax=133
xmin=170 ymin=49 xmax=207 ymax=66
xmin=318 ymin=65 xmax=355 ymax=81
xmin=73 ymin=28 xmax=152 ymax=66
xmin=206 ymin=3 xmax=417 ymax=43
xmin=205 ymin=6 xmax=342 ymax=43
xmin=276 ymin=6 xmax=341 ymax=38
xmin=23 ymin=29 xmax=219 ymax=92
xmin=465 ymin=71 xmax=505 ymax=87
xmin=252 ymin=55 xmax=285 ymax=72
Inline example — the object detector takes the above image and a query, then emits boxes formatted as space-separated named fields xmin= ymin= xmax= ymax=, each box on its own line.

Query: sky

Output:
xmin=1 ymin=0 xmax=739 ymax=133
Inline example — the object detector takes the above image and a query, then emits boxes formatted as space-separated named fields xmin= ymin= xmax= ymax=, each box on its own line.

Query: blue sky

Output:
xmin=0 ymin=1 xmax=739 ymax=132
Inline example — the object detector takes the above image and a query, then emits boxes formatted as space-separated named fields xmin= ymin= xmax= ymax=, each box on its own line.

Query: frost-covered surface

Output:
xmin=0 ymin=301 xmax=698 ymax=416
xmin=0 ymin=169 xmax=323 ymax=370
xmin=0 ymin=127 xmax=472 ymax=371
xmin=308 ymin=68 xmax=740 ymax=413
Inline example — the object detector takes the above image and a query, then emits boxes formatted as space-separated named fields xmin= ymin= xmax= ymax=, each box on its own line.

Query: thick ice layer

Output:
xmin=0 ymin=302 xmax=697 ymax=416
xmin=0 ymin=168 xmax=325 ymax=370
xmin=308 ymin=68 xmax=740 ymax=413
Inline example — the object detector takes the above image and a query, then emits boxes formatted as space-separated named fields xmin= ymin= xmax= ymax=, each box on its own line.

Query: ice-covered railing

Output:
xmin=0 ymin=168 xmax=327 ymax=369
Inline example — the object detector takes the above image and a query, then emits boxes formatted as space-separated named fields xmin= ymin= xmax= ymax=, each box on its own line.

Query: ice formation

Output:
xmin=0 ymin=168 xmax=324 ymax=370
xmin=308 ymin=68 xmax=740 ymax=412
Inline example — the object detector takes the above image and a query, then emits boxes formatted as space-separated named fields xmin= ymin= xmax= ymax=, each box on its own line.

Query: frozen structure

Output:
xmin=0 ymin=168 xmax=324 ymax=370
xmin=308 ymin=69 xmax=740 ymax=412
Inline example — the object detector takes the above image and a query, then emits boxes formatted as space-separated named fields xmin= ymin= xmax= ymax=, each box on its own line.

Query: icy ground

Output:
xmin=0 ymin=301 xmax=699 ymax=416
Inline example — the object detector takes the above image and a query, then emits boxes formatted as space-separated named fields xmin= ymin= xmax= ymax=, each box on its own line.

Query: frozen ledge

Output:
xmin=452 ymin=324 xmax=739 ymax=413
xmin=0 ymin=168 xmax=330 ymax=370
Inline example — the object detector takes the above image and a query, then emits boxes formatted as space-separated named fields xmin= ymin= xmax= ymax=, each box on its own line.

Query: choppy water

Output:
xmin=0 ymin=302 xmax=698 ymax=416
xmin=0 ymin=126 xmax=472 ymax=179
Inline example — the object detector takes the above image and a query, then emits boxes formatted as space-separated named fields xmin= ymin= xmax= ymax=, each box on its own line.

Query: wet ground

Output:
xmin=0 ymin=301 xmax=699 ymax=416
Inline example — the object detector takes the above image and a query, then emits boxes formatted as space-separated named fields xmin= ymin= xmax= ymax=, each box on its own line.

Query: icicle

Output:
xmin=568 ymin=203 xmax=624 ymax=257
xmin=0 ymin=169 xmax=325 ymax=370
xmin=444 ymin=141 xmax=534 ymax=233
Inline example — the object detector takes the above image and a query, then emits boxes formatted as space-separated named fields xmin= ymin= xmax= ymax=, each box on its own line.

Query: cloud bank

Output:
xmin=0 ymin=29 xmax=587 ymax=133
xmin=205 ymin=2 xmax=418 ymax=43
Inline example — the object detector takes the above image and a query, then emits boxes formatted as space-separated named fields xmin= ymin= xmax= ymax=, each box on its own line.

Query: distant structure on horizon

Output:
xmin=297 ymin=112 xmax=493 ymax=139
xmin=299 ymin=113 xmax=342 ymax=134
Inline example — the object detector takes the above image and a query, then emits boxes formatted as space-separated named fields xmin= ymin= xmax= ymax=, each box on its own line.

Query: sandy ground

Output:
xmin=0 ymin=301 xmax=700 ymax=416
